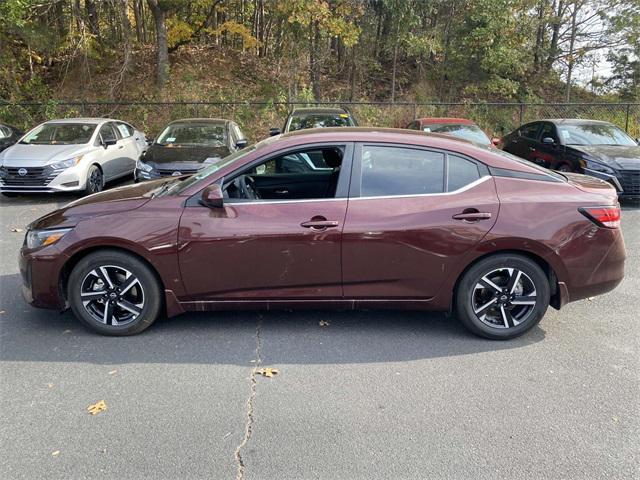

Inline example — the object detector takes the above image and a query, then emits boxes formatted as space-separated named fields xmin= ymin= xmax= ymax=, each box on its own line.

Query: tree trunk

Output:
xmin=85 ymin=0 xmax=100 ymax=39
xmin=309 ymin=20 xmax=321 ymax=101
xmin=133 ymin=0 xmax=144 ymax=43
xmin=565 ymin=3 xmax=579 ymax=102
xmin=147 ymin=0 xmax=169 ymax=88
xmin=545 ymin=0 xmax=564 ymax=71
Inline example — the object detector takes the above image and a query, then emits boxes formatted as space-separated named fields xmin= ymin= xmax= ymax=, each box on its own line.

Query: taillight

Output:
xmin=579 ymin=206 xmax=621 ymax=228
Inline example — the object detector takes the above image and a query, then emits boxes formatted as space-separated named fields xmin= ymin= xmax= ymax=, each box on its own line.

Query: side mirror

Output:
xmin=102 ymin=138 xmax=117 ymax=148
xmin=542 ymin=137 xmax=556 ymax=145
xmin=147 ymin=137 xmax=154 ymax=145
xmin=235 ymin=139 xmax=248 ymax=149
xmin=199 ymin=184 xmax=224 ymax=208
xmin=269 ymin=128 xmax=281 ymax=137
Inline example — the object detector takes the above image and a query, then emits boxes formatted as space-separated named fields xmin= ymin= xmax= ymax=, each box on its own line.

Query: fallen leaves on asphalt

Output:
xmin=51 ymin=450 xmax=60 ymax=457
xmin=319 ymin=320 xmax=330 ymax=327
xmin=108 ymin=370 xmax=117 ymax=375
xmin=11 ymin=228 xmax=23 ymax=233
xmin=87 ymin=400 xmax=107 ymax=415
xmin=256 ymin=368 xmax=279 ymax=378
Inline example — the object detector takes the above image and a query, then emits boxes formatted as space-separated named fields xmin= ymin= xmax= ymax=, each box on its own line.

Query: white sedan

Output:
xmin=0 ymin=118 xmax=147 ymax=196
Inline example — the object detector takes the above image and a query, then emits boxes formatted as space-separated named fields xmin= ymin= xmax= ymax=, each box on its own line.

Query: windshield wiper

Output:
xmin=152 ymin=179 xmax=178 ymax=197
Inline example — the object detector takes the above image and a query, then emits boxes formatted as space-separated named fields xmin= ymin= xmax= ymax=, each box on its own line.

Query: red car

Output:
xmin=20 ymin=128 xmax=625 ymax=339
xmin=407 ymin=117 xmax=499 ymax=146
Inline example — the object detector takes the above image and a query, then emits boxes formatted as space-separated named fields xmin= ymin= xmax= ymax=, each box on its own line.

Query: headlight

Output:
xmin=579 ymin=158 xmax=615 ymax=174
xmin=26 ymin=228 xmax=73 ymax=249
xmin=137 ymin=161 xmax=153 ymax=172
xmin=50 ymin=155 xmax=83 ymax=170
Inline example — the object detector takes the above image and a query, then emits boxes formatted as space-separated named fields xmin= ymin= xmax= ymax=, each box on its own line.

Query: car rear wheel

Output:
xmin=83 ymin=165 xmax=103 ymax=195
xmin=455 ymin=254 xmax=550 ymax=340
xmin=68 ymin=250 xmax=162 ymax=335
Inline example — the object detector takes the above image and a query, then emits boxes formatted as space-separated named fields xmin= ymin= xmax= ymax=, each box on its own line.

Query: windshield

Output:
xmin=558 ymin=124 xmax=636 ymax=146
xmin=288 ymin=113 xmax=355 ymax=132
xmin=156 ymin=123 xmax=227 ymax=147
xmin=154 ymin=145 xmax=257 ymax=197
xmin=423 ymin=124 xmax=491 ymax=145
xmin=21 ymin=123 xmax=96 ymax=145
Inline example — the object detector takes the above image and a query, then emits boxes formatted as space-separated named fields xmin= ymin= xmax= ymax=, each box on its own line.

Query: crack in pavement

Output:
xmin=234 ymin=318 xmax=262 ymax=480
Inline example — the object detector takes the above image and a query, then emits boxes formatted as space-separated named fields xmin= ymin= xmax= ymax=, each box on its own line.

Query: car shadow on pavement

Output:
xmin=0 ymin=273 xmax=545 ymax=366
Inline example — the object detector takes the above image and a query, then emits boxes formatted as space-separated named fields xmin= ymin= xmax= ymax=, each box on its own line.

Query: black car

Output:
xmin=502 ymin=119 xmax=640 ymax=199
xmin=269 ymin=107 xmax=357 ymax=136
xmin=135 ymin=118 xmax=247 ymax=181
xmin=0 ymin=123 xmax=23 ymax=152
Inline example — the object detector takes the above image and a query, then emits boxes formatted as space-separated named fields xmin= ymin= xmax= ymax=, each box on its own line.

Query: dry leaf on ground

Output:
xmin=11 ymin=228 xmax=23 ymax=233
xmin=108 ymin=370 xmax=117 ymax=375
xmin=319 ymin=320 xmax=330 ymax=327
xmin=256 ymin=368 xmax=279 ymax=378
xmin=87 ymin=400 xmax=107 ymax=415
xmin=51 ymin=450 xmax=60 ymax=456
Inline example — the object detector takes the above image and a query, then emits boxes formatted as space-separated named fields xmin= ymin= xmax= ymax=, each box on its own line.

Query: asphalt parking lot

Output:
xmin=0 ymin=184 xmax=638 ymax=480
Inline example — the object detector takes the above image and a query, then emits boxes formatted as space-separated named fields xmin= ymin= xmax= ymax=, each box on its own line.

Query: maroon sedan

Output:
xmin=20 ymin=128 xmax=625 ymax=339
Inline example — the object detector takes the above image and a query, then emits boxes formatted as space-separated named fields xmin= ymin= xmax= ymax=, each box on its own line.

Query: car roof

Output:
xmin=289 ymin=107 xmax=349 ymax=116
xmin=530 ymin=119 xmax=613 ymax=126
xmin=166 ymin=118 xmax=229 ymax=125
xmin=417 ymin=117 xmax=477 ymax=125
xmin=44 ymin=118 xmax=118 ymax=124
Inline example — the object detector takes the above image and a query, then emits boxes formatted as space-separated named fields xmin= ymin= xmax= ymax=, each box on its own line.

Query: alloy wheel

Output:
xmin=88 ymin=168 xmax=103 ymax=193
xmin=471 ymin=267 xmax=537 ymax=329
xmin=80 ymin=265 xmax=145 ymax=326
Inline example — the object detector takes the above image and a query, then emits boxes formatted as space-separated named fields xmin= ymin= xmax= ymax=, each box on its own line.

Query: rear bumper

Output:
xmin=563 ymin=226 xmax=626 ymax=303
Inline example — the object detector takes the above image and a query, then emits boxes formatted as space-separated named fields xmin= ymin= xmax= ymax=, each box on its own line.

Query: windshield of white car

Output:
xmin=156 ymin=123 xmax=227 ymax=147
xmin=422 ymin=124 xmax=491 ymax=145
xmin=153 ymin=145 xmax=257 ymax=197
xmin=559 ymin=124 xmax=636 ymax=146
xmin=20 ymin=123 xmax=96 ymax=145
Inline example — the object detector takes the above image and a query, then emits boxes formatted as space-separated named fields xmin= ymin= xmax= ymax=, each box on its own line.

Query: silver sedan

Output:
xmin=0 ymin=118 xmax=147 ymax=196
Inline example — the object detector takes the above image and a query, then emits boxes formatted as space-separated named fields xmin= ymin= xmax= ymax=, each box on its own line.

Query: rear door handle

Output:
xmin=452 ymin=212 xmax=492 ymax=221
xmin=301 ymin=219 xmax=339 ymax=230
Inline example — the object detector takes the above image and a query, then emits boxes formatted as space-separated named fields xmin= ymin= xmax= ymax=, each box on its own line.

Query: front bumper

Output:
xmin=19 ymin=244 xmax=69 ymax=310
xmin=1 ymin=165 xmax=84 ymax=193
xmin=583 ymin=167 xmax=640 ymax=199
xmin=135 ymin=162 xmax=206 ymax=182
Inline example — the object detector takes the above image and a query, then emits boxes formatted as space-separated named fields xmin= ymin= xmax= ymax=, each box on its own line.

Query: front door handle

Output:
xmin=452 ymin=212 xmax=492 ymax=221
xmin=301 ymin=218 xmax=339 ymax=230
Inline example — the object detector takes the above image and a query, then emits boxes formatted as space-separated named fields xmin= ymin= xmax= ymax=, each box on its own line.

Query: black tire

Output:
xmin=83 ymin=165 xmax=103 ymax=195
xmin=455 ymin=254 xmax=550 ymax=340
xmin=68 ymin=250 xmax=162 ymax=336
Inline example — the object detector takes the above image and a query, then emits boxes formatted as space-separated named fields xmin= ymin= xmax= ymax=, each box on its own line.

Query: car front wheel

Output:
xmin=83 ymin=165 xmax=103 ymax=195
xmin=68 ymin=250 xmax=162 ymax=335
xmin=455 ymin=254 xmax=550 ymax=340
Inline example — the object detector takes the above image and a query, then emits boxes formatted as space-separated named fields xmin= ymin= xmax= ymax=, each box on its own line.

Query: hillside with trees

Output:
xmin=0 ymin=1 xmax=638 ymax=138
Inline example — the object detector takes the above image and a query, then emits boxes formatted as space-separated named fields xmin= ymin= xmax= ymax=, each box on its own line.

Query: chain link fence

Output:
xmin=1 ymin=101 xmax=638 ymax=141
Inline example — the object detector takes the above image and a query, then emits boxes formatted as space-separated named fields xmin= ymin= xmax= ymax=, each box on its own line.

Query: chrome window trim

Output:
xmin=350 ymin=175 xmax=491 ymax=201
xmin=223 ymin=175 xmax=491 ymax=205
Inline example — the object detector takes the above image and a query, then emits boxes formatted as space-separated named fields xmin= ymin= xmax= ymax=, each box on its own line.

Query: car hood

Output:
xmin=28 ymin=179 xmax=168 ymax=230
xmin=143 ymin=144 xmax=229 ymax=165
xmin=0 ymin=143 xmax=96 ymax=166
xmin=570 ymin=144 xmax=640 ymax=169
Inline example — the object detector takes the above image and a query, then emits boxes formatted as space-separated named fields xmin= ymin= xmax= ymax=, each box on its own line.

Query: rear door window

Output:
xmin=360 ymin=146 xmax=445 ymax=196
xmin=99 ymin=123 xmax=118 ymax=143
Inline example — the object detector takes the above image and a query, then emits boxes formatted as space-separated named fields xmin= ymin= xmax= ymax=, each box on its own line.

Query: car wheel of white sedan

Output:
xmin=84 ymin=165 xmax=104 ymax=195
